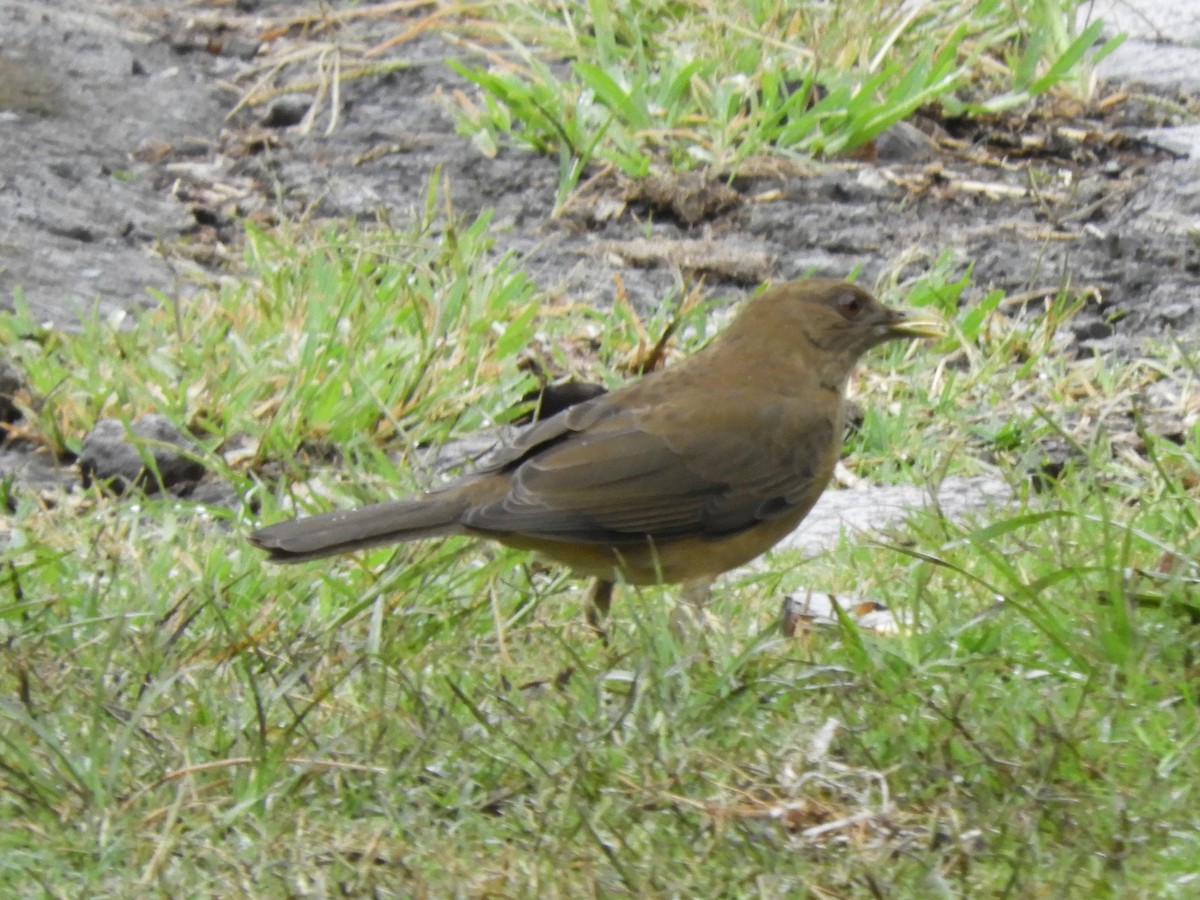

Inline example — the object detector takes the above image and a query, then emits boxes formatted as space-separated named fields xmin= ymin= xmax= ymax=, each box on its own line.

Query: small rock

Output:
xmin=260 ymin=94 xmax=312 ymax=129
xmin=0 ymin=445 xmax=68 ymax=495
xmin=1072 ymin=319 xmax=1116 ymax=342
xmin=132 ymin=139 xmax=174 ymax=164
xmin=0 ymin=358 xmax=25 ymax=427
xmin=854 ymin=167 xmax=890 ymax=195
xmin=78 ymin=414 xmax=206 ymax=494
xmin=873 ymin=120 xmax=934 ymax=163
xmin=182 ymin=477 xmax=242 ymax=509
xmin=1157 ymin=301 xmax=1193 ymax=327
xmin=1135 ymin=124 xmax=1200 ymax=158
xmin=219 ymin=35 xmax=262 ymax=61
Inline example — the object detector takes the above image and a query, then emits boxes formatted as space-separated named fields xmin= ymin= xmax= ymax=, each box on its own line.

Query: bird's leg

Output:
xmin=585 ymin=578 xmax=615 ymax=640
xmin=682 ymin=578 xmax=713 ymax=607
xmin=670 ymin=577 xmax=716 ymax=638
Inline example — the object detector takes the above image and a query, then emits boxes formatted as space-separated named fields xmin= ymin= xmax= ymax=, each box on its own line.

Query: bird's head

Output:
xmin=709 ymin=279 xmax=945 ymax=390
xmin=719 ymin=279 xmax=943 ymax=374
xmin=764 ymin=279 xmax=943 ymax=348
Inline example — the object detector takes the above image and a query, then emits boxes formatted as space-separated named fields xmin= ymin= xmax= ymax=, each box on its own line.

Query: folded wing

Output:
xmin=463 ymin=390 xmax=836 ymax=544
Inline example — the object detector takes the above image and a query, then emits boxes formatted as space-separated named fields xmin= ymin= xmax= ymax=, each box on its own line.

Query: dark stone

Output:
xmin=0 ymin=359 xmax=25 ymax=427
xmin=78 ymin=414 xmax=206 ymax=493
xmin=512 ymin=381 xmax=608 ymax=425
xmin=1072 ymin=319 xmax=1116 ymax=342
xmin=260 ymin=94 xmax=312 ymax=129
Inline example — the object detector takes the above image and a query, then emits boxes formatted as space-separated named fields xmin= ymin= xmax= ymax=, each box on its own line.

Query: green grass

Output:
xmin=229 ymin=0 xmax=1118 ymax=212
xmin=229 ymin=1 xmax=1122 ymax=207
xmin=0 ymin=185 xmax=1197 ymax=895
xmin=447 ymin=0 xmax=1122 ymax=203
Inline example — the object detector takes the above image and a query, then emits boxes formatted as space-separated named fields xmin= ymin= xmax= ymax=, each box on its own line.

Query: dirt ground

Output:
xmin=1 ymin=0 xmax=1197 ymax=497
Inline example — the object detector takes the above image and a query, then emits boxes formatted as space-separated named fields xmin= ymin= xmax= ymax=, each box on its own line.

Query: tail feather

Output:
xmin=250 ymin=495 xmax=467 ymax=563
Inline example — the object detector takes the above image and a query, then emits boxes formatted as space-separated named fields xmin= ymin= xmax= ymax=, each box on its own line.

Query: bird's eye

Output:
xmin=836 ymin=292 xmax=866 ymax=319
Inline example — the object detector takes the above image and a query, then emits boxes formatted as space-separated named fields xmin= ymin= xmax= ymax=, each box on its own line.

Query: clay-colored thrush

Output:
xmin=250 ymin=280 xmax=944 ymax=623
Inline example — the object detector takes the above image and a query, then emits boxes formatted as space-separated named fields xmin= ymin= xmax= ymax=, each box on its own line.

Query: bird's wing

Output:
xmin=462 ymin=390 xmax=836 ymax=544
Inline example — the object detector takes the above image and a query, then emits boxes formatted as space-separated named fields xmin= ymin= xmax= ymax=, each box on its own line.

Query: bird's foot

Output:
xmin=585 ymin=578 xmax=615 ymax=643
xmin=669 ymin=577 xmax=719 ymax=639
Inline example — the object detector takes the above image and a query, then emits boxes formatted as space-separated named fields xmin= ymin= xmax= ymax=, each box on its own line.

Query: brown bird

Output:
xmin=250 ymin=279 xmax=944 ymax=627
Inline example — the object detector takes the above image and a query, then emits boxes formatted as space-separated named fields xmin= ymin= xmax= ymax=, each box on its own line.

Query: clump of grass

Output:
xmin=449 ymin=0 xmax=1122 ymax=202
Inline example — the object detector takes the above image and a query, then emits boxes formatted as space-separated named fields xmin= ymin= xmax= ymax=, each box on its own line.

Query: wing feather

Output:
xmin=461 ymin=387 xmax=837 ymax=545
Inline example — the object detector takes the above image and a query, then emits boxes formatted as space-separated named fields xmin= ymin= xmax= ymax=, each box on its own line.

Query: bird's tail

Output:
xmin=249 ymin=493 xmax=468 ymax=563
